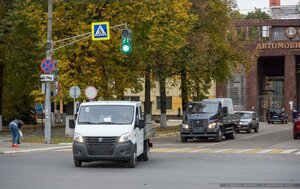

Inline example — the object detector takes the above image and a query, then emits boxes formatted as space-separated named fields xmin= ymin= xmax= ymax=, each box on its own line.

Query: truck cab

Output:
xmin=69 ymin=101 xmax=151 ymax=168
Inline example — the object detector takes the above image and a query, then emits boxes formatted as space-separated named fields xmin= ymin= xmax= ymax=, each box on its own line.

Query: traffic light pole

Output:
xmin=44 ymin=0 xmax=53 ymax=144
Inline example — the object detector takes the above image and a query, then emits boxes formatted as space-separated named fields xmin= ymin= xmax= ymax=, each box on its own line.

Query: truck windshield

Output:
xmin=77 ymin=105 xmax=134 ymax=125
xmin=188 ymin=103 xmax=219 ymax=114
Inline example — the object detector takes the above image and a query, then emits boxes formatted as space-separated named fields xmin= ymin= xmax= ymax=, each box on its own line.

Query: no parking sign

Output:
xmin=40 ymin=59 xmax=55 ymax=73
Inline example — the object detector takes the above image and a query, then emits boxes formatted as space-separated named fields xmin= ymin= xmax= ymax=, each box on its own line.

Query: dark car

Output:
xmin=294 ymin=118 xmax=300 ymax=139
xmin=267 ymin=108 xmax=288 ymax=124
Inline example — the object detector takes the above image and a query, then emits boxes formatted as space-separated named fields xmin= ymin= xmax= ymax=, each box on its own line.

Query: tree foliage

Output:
xmin=0 ymin=0 xmax=253 ymax=123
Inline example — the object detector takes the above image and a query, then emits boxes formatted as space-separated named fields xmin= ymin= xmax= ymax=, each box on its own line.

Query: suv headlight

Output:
xmin=208 ymin=122 xmax=217 ymax=129
xmin=74 ymin=132 xmax=84 ymax=143
xmin=119 ymin=132 xmax=131 ymax=143
xmin=182 ymin=123 xmax=189 ymax=129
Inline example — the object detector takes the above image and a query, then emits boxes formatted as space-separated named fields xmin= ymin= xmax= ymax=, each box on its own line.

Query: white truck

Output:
xmin=69 ymin=101 xmax=153 ymax=168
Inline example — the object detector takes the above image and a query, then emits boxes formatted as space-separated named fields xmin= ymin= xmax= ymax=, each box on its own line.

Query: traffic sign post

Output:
xmin=69 ymin=86 xmax=81 ymax=118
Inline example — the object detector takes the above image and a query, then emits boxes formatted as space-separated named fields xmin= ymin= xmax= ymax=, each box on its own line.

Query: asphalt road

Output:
xmin=0 ymin=122 xmax=299 ymax=189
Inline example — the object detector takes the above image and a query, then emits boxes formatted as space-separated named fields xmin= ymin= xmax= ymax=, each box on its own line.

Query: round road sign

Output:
xmin=41 ymin=59 xmax=55 ymax=73
xmin=69 ymin=86 xmax=81 ymax=99
xmin=85 ymin=86 xmax=98 ymax=100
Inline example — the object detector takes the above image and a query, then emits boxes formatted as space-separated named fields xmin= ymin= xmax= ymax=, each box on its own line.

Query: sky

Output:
xmin=236 ymin=0 xmax=300 ymax=13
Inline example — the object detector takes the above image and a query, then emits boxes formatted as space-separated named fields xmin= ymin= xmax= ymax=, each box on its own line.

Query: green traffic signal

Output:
xmin=121 ymin=29 xmax=132 ymax=53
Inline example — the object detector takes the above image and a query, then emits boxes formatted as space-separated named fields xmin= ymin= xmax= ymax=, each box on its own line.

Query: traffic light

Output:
xmin=121 ymin=29 xmax=132 ymax=54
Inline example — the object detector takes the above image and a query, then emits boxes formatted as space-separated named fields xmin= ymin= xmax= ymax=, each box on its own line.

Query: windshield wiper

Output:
xmin=95 ymin=121 xmax=117 ymax=124
xmin=78 ymin=121 xmax=98 ymax=124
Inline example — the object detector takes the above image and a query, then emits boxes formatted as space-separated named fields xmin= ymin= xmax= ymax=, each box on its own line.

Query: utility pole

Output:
xmin=44 ymin=0 xmax=53 ymax=144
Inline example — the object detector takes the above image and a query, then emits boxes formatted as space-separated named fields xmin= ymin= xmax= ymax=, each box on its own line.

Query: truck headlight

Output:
xmin=119 ymin=132 xmax=131 ymax=143
xmin=208 ymin=122 xmax=217 ymax=129
xmin=74 ymin=132 xmax=84 ymax=143
xmin=182 ymin=123 xmax=189 ymax=129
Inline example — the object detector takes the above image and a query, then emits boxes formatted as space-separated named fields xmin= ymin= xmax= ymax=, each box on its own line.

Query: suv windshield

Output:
xmin=78 ymin=105 xmax=134 ymax=125
xmin=236 ymin=113 xmax=252 ymax=119
xmin=188 ymin=103 xmax=219 ymax=114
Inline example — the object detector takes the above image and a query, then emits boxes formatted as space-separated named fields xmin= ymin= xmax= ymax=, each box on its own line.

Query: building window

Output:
xmin=124 ymin=96 xmax=140 ymax=101
xmin=156 ymin=96 xmax=172 ymax=110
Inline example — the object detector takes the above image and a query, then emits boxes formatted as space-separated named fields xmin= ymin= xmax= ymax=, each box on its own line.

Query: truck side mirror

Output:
xmin=136 ymin=119 xmax=145 ymax=129
xmin=69 ymin=119 xmax=75 ymax=129
xmin=222 ymin=107 xmax=228 ymax=116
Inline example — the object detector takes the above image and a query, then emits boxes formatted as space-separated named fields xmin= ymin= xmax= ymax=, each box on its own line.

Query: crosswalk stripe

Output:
xmin=234 ymin=149 xmax=253 ymax=153
xmin=53 ymin=148 xmax=300 ymax=155
xmin=212 ymin=149 xmax=229 ymax=153
xmin=270 ymin=149 xmax=286 ymax=154
xmin=167 ymin=148 xmax=192 ymax=153
xmin=190 ymin=148 xmax=209 ymax=153
xmin=258 ymin=149 xmax=275 ymax=154
xmin=280 ymin=149 xmax=298 ymax=154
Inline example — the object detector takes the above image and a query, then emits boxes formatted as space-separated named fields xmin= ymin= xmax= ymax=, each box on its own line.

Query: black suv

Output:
xmin=267 ymin=108 xmax=288 ymax=124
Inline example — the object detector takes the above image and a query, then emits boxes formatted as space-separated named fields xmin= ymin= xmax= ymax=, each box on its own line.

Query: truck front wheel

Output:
xmin=128 ymin=151 xmax=137 ymax=168
xmin=214 ymin=130 xmax=222 ymax=142
xmin=181 ymin=136 xmax=188 ymax=143
xmin=74 ymin=159 xmax=82 ymax=167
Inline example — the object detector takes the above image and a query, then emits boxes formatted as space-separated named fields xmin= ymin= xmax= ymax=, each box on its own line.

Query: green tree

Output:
xmin=1 ymin=0 xmax=45 ymax=123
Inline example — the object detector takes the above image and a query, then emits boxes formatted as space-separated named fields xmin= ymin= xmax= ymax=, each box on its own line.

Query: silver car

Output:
xmin=235 ymin=111 xmax=259 ymax=133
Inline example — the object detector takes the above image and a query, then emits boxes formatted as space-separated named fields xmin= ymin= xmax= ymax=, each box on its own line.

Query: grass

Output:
xmin=1 ymin=123 xmax=181 ymax=144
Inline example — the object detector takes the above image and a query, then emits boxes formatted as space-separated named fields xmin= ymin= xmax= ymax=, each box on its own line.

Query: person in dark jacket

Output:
xmin=8 ymin=119 xmax=24 ymax=148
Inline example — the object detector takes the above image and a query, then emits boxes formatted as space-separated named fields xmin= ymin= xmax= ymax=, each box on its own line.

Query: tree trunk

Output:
xmin=144 ymin=64 xmax=152 ymax=127
xmin=159 ymin=73 xmax=167 ymax=128
xmin=181 ymin=65 xmax=188 ymax=122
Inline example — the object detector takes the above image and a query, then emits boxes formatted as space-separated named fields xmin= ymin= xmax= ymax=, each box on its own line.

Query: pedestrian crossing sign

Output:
xmin=91 ymin=22 xmax=110 ymax=41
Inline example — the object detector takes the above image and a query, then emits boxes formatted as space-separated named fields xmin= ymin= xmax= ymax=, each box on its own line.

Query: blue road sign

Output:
xmin=35 ymin=104 xmax=43 ymax=114
xmin=91 ymin=22 xmax=110 ymax=41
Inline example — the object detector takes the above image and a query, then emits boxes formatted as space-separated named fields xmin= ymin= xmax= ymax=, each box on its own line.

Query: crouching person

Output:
xmin=8 ymin=119 xmax=24 ymax=148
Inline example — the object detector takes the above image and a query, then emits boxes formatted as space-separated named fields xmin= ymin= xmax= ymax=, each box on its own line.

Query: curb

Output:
xmin=0 ymin=145 xmax=72 ymax=154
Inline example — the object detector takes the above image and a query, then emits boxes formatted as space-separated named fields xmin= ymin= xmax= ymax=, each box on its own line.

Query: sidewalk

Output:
xmin=0 ymin=125 xmax=72 ymax=154
xmin=0 ymin=142 xmax=72 ymax=154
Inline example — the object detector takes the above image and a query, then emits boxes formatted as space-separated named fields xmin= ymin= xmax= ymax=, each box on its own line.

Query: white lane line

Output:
xmin=295 ymin=151 xmax=300 ymax=155
xmin=212 ymin=149 xmax=229 ymax=153
xmin=258 ymin=149 xmax=274 ymax=154
xmin=234 ymin=149 xmax=253 ymax=153
xmin=280 ymin=149 xmax=298 ymax=154
xmin=167 ymin=148 xmax=191 ymax=153
xmin=190 ymin=148 xmax=209 ymax=153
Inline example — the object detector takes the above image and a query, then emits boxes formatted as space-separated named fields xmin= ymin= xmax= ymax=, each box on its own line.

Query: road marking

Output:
xmin=258 ymin=149 xmax=274 ymax=154
xmin=167 ymin=148 xmax=192 ymax=153
xmin=280 ymin=149 xmax=298 ymax=154
xmin=234 ymin=149 xmax=254 ymax=153
xmin=212 ymin=149 xmax=229 ymax=153
xmin=190 ymin=148 xmax=209 ymax=153
xmin=49 ymin=147 xmax=300 ymax=155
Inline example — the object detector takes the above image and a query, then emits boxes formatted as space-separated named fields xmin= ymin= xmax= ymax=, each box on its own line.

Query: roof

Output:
xmin=80 ymin=101 xmax=141 ymax=106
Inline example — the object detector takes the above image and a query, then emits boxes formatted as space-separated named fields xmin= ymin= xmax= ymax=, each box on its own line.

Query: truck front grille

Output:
xmin=190 ymin=120 xmax=207 ymax=128
xmin=85 ymin=137 xmax=117 ymax=155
